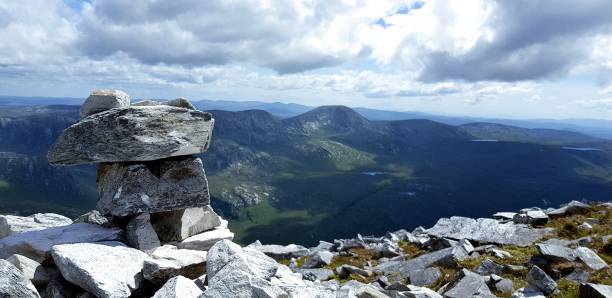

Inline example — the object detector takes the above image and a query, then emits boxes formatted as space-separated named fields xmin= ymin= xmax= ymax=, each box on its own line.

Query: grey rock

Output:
xmin=303 ymin=250 xmax=334 ymax=268
xmin=579 ymin=283 xmax=612 ymax=298
xmin=376 ymin=246 xmax=469 ymax=278
xmin=96 ymin=156 xmax=210 ymax=217
xmin=575 ymin=247 xmax=608 ymax=270
xmin=541 ymin=238 xmax=572 ymax=247
xmin=7 ymin=254 xmax=53 ymax=287
xmin=132 ymin=99 xmax=161 ymax=106
xmin=249 ymin=242 xmax=310 ymax=261
xmin=494 ymin=278 xmax=514 ymax=293
xmin=166 ymin=98 xmax=197 ymax=110
xmin=48 ymin=106 xmax=214 ymax=165
xmin=126 ymin=213 xmax=160 ymax=251
xmin=201 ymin=268 xmax=287 ymax=298
xmin=295 ymin=268 xmax=335 ymax=281
xmin=206 ymin=240 xmax=278 ymax=281
xmin=564 ymin=269 xmax=590 ymax=283
xmin=536 ymin=243 xmax=576 ymax=262
xmin=143 ymin=245 xmax=207 ymax=284
xmin=51 ymin=242 xmax=149 ymax=298
xmin=493 ymin=212 xmax=516 ymax=221
xmin=74 ymin=210 xmax=109 ymax=227
xmin=526 ymin=266 xmax=557 ymax=295
xmin=0 ymin=213 xmax=72 ymax=238
xmin=578 ymin=222 xmax=593 ymax=230
xmin=337 ymin=264 xmax=372 ymax=279
xmin=0 ymin=259 xmax=40 ymax=298
xmin=151 ymin=206 xmax=222 ymax=242
xmin=44 ymin=276 xmax=82 ymax=298
xmin=79 ymin=89 xmax=130 ymax=118
xmin=426 ymin=216 xmax=553 ymax=247
xmin=177 ymin=224 xmax=234 ymax=251
xmin=546 ymin=200 xmax=590 ymax=218
xmin=0 ymin=223 xmax=122 ymax=263
xmin=474 ymin=258 xmax=504 ymax=275
xmin=409 ymin=267 xmax=441 ymax=287
xmin=152 ymin=276 xmax=203 ymax=298
xmin=511 ymin=287 xmax=545 ymax=298
xmin=513 ymin=210 xmax=549 ymax=225
xmin=403 ymin=285 xmax=443 ymax=298
xmin=205 ymin=239 xmax=243 ymax=279
xmin=443 ymin=269 xmax=495 ymax=298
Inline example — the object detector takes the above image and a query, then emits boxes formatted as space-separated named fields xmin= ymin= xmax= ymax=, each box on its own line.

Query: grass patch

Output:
xmin=553 ymin=279 xmax=580 ymax=298
xmin=590 ymin=267 xmax=612 ymax=284
xmin=399 ymin=241 xmax=429 ymax=258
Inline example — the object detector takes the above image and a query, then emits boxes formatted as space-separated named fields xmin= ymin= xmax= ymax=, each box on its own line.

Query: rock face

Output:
xmin=0 ymin=223 xmax=122 ymax=262
xmin=96 ymin=156 xmax=210 ymax=217
xmin=79 ymin=89 xmax=130 ymax=119
xmin=152 ymin=276 xmax=203 ymax=298
xmin=0 ymin=259 xmax=41 ymax=298
xmin=48 ymin=106 xmax=214 ymax=165
xmin=426 ymin=216 xmax=552 ymax=246
xmin=51 ymin=242 xmax=149 ymax=298
xmin=143 ymin=245 xmax=207 ymax=284
xmin=0 ymin=213 xmax=72 ymax=238
xmin=150 ymin=206 xmax=221 ymax=242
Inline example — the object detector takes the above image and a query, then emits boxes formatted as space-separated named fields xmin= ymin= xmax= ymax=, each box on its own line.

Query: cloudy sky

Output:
xmin=2 ymin=0 xmax=612 ymax=119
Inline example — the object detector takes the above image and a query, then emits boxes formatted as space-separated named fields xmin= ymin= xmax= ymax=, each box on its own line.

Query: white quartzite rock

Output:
xmin=249 ymin=241 xmax=310 ymax=261
xmin=0 ymin=223 xmax=122 ymax=263
xmin=51 ymin=242 xmax=149 ymax=298
xmin=143 ymin=245 xmax=207 ymax=284
xmin=96 ymin=156 xmax=210 ymax=217
xmin=79 ymin=89 xmax=130 ymax=119
xmin=575 ymin=247 xmax=608 ymax=270
xmin=0 ymin=213 xmax=72 ymax=238
xmin=7 ymin=254 xmax=54 ymax=287
xmin=152 ymin=276 xmax=203 ymax=298
xmin=48 ymin=106 xmax=214 ymax=165
xmin=177 ymin=224 xmax=234 ymax=252
xmin=151 ymin=206 xmax=222 ymax=242
xmin=0 ymin=259 xmax=41 ymax=298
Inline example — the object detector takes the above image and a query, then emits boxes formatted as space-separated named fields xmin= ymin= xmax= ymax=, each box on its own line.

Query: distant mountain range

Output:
xmin=2 ymin=95 xmax=612 ymax=139
xmin=1 ymin=102 xmax=611 ymax=245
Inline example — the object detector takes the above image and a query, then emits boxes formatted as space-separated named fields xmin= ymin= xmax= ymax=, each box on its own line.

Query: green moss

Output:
xmin=457 ymin=256 xmax=486 ymax=270
xmin=590 ymin=267 xmax=612 ymax=284
xmin=399 ymin=241 xmax=429 ymax=258
xmin=553 ymin=279 xmax=580 ymax=298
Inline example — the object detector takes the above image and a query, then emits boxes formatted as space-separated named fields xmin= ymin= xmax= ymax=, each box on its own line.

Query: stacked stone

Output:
xmin=47 ymin=89 xmax=233 ymax=251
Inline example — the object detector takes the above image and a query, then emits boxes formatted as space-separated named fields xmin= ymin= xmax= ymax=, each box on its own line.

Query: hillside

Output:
xmin=1 ymin=105 xmax=612 ymax=246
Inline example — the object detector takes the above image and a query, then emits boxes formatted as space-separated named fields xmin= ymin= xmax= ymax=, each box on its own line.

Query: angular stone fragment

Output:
xmin=74 ymin=210 xmax=109 ymax=226
xmin=48 ymin=106 xmax=214 ymax=165
xmin=7 ymin=254 xmax=53 ymax=287
xmin=574 ymin=247 xmax=608 ymax=270
xmin=579 ymin=283 xmax=612 ymax=298
xmin=0 ymin=259 xmax=40 ymax=298
xmin=177 ymin=225 xmax=234 ymax=251
xmin=375 ymin=245 xmax=469 ymax=278
xmin=444 ymin=269 xmax=496 ymax=298
xmin=303 ymin=250 xmax=334 ymax=268
xmin=546 ymin=200 xmax=590 ymax=218
xmin=0 ymin=223 xmax=122 ymax=263
xmin=132 ymin=100 xmax=162 ymax=106
xmin=426 ymin=216 xmax=553 ymax=247
xmin=536 ymin=243 xmax=576 ymax=262
xmin=0 ymin=213 xmax=72 ymax=238
xmin=151 ymin=206 xmax=221 ymax=242
xmin=126 ymin=213 xmax=161 ymax=251
xmin=403 ymin=285 xmax=443 ymax=298
xmin=96 ymin=156 xmax=210 ymax=217
xmin=249 ymin=241 xmax=310 ymax=261
xmin=51 ymin=242 xmax=149 ymax=298
xmin=474 ymin=258 xmax=504 ymax=275
xmin=526 ymin=266 xmax=556 ymax=295
xmin=294 ymin=268 xmax=334 ymax=281
xmin=44 ymin=275 xmax=82 ymax=298
xmin=79 ymin=89 xmax=130 ymax=118
xmin=152 ymin=276 xmax=203 ymax=298
xmin=511 ymin=287 xmax=545 ymax=298
xmin=166 ymin=98 xmax=196 ymax=110
xmin=143 ymin=245 xmax=207 ymax=284
xmin=494 ymin=277 xmax=514 ymax=293
xmin=409 ymin=267 xmax=441 ymax=287
xmin=513 ymin=210 xmax=549 ymax=225
xmin=493 ymin=212 xmax=516 ymax=221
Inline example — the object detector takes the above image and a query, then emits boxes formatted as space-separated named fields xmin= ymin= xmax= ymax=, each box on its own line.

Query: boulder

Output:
xmin=7 ymin=254 xmax=54 ymax=287
xmin=574 ymin=247 xmax=608 ymax=270
xmin=375 ymin=245 xmax=469 ymax=278
xmin=96 ymin=156 xmax=210 ymax=217
xmin=143 ymin=245 xmax=207 ymax=284
xmin=0 ymin=213 xmax=72 ymax=238
xmin=579 ymin=283 xmax=612 ymax=298
xmin=426 ymin=216 xmax=553 ymax=247
xmin=125 ymin=213 xmax=161 ymax=251
xmin=79 ymin=89 xmax=130 ymax=118
xmin=409 ymin=267 xmax=441 ymax=287
xmin=536 ymin=243 xmax=576 ymax=262
xmin=0 ymin=259 xmax=40 ymax=298
xmin=546 ymin=200 xmax=590 ymax=218
xmin=74 ymin=210 xmax=109 ymax=227
xmin=565 ymin=269 xmax=591 ymax=283
xmin=48 ymin=106 xmax=214 ymax=165
xmin=513 ymin=210 xmax=549 ymax=225
xmin=150 ymin=206 xmax=221 ymax=242
xmin=152 ymin=276 xmax=203 ymax=298
xmin=493 ymin=212 xmax=516 ymax=221
xmin=206 ymin=240 xmax=243 ymax=279
xmin=493 ymin=276 xmax=514 ymax=293
xmin=249 ymin=242 xmax=310 ymax=261
xmin=201 ymin=268 xmax=287 ymax=298
xmin=474 ymin=258 xmax=504 ymax=275
xmin=177 ymin=225 xmax=234 ymax=251
xmin=511 ymin=287 xmax=545 ymax=298
xmin=165 ymin=98 xmax=196 ymax=110
xmin=51 ymin=242 xmax=149 ymax=298
xmin=303 ymin=250 xmax=334 ymax=268
xmin=0 ymin=223 xmax=122 ymax=263
xmin=336 ymin=264 xmax=372 ymax=279
xmin=526 ymin=266 xmax=556 ymax=295
xmin=402 ymin=285 xmax=443 ymax=298
xmin=443 ymin=269 xmax=496 ymax=298
xmin=294 ymin=268 xmax=334 ymax=281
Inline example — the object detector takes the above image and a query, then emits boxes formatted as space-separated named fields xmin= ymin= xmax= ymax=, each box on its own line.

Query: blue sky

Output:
xmin=1 ymin=0 xmax=612 ymax=119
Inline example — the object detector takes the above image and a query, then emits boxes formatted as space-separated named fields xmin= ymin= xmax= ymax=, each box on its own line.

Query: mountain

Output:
xmin=2 ymin=105 xmax=612 ymax=246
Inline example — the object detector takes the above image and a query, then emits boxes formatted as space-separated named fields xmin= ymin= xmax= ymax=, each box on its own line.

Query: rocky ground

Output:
xmin=0 ymin=200 xmax=610 ymax=298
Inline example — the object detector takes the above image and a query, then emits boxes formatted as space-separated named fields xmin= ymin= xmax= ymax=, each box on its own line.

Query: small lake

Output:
xmin=562 ymin=147 xmax=602 ymax=152
xmin=471 ymin=139 xmax=499 ymax=142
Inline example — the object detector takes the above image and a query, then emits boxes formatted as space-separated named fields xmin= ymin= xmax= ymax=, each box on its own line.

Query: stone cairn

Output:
xmin=48 ymin=89 xmax=233 ymax=252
